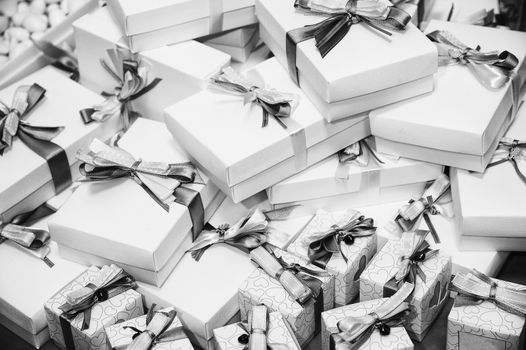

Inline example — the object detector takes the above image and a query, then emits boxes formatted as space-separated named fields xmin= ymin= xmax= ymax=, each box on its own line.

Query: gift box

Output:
xmin=255 ymin=0 xmax=437 ymax=121
xmin=230 ymin=43 xmax=273 ymax=73
xmin=73 ymin=6 xmax=231 ymax=122
xmin=287 ymin=209 xmax=377 ymax=306
xmin=165 ymin=57 xmax=370 ymax=203
xmin=370 ymin=20 xmax=526 ymax=172
xmin=0 ymin=66 xmax=123 ymax=222
xmin=424 ymin=0 xmax=500 ymax=26
xmin=238 ymin=247 xmax=335 ymax=346
xmin=49 ymin=118 xmax=224 ymax=286
xmin=202 ymin=25 xmax=258 ymax=48
xmin=106 ymin=0 xmax=257 ymax=52
xmin=44 ymin=265 xmax=144 ymax=350
xmin=206 ymin=28 xmax=260 ymax=63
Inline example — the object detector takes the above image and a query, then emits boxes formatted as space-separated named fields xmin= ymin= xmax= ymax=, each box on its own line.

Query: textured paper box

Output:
xmin=321 ymin=298 xmax=414 ymax=350
xmin=0 ymin=66 xmax=122 ymax=221
xmin=360 ymin=239 xmax=452 ymax=341
xmin=370 ymin=20 xmax=526 ymax=172
xmin=165 ymin=57 xmax=370 ymax=203
xmin=44 ymin=266 xmax=144 ymax=350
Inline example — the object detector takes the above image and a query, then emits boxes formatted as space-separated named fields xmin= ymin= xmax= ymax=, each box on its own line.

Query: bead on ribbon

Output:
xmin=487 ymin=137 xmax=526 ymax=184
xmin=32 ymin=38 xmax=79 ymax=81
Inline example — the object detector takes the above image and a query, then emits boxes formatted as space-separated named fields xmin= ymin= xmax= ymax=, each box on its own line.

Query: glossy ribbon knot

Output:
xmin=0 ymin=220 xmax=53 ymax=267
xmin=487 ymin=137 xmax=526 ymax=184
xmin=338 ymin=139 xmax=384 ymax=167
xmin=427 ymin=30 xmax=518 ymax=89
xmin=32 ymin=38 xmax=79 ymax=81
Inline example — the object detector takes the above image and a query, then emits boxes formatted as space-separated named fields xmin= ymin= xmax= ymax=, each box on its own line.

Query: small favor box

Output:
xmin=287 ymin=209 xmax=377 ymax=306
xmin=165 ymin=57 xmax=370 ymax=203
xmin=74 ymin=6 xmax=231 ymax=122
xmin=106 ymin=0 xmax=257 ymax=52
xmin=49 ymin=118 xmax=224 ymax=286
xmin=321 ymin=298 xmax=414 ymax=350
xmin=370 ymin=20 xmax=526 ymax=172
xmin=44 ymin=266 xmax=144 ymax=350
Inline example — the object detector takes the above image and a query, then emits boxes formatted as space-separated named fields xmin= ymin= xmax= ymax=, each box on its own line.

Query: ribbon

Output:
xmin=427 ymin=30 xmax=519 ymax=89
xmin=330 ymin=282 xmax=413 ymax=350
xmin=486 ymin=137 xmax=526 ymax=184
xmin=79 ymin=48 xmax=162 ymax=130
xmin=31 ymin=38 xmax=79 ymax=81
xmin=0 ymin=83 xmax=72 ymax=193
xmin=335 ymin=138 xmax=384 ymax=180
xmin=286 ymin=0 xmax=411 ymax=85
xmin=393 ymin=0 xmax=425 ymax=27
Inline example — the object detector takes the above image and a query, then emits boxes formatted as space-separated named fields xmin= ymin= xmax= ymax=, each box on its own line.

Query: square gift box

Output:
xmin=205 ymin=28 xmax=260 ymax=63
xmin=49 ymin=118 xmax=224 ymax=286
xmin=165 ymin=57 xmax=370 ymax=203
xmin=202 ymin=25 xmax=258 ymax=48
xmin=73 ymin=6 xmax=231 ymax=122
xmin=370 ymin=20 xmax=526 ymax=172
xmin=255 ymin=0 xmax=437 ymax=121
xmin=0 ymin=66 xmax=123 ymax=222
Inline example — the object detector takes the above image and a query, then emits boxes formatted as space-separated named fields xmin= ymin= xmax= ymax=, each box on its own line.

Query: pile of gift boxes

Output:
xmin=1 ymin=0 xmax=525 ymax=349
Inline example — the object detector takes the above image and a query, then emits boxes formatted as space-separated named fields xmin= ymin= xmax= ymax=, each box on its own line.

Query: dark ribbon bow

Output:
xmin=286 ymin=0 xmax=410 ymax=84
xmin=449 ymin=269 xmax=526 ymax=317
xmin=486 ymin=137 xmax=526 ymax=184
xmin=427 ymin=30 xmax=519 ymax=89
xmin=0 ymin=83 xmax=72 ymax=193
xmin=32 ymin=38 xmax=79 ymax=81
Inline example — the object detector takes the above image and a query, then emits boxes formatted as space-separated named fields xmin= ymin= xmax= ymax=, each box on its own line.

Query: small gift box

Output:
xmin=0 ymin=66 xmax=123 ymax=222
xmin=446 ymin=271 xmax=526 ymax=350
xmin=73 ymin=6 xmax=231 ymax=123
xmin=424 ymin=0 xmax=500 ymax=26
xmin=238 ymin=246 xmax=335 ymax=346
xmin=49 ymin=118 xmax=224 ymax=286
xmin=451 ymin=98 xmax=526 ymax=251
xmin=360 ymin=231 xmax=452 ymax=341
xmin=106 ymin=0 xmax=257 ymax=52
xmin=230 ymin=43 xmax=273 ymax=73
xmin=370 ymin=20 xmax=526 ymax=172
xmin=203 ymin=25 xmax=260 ymax=63
xmin=206 ymin=30 xmax=260 ymax=63
xmin=165 ymin=57 xmax=370 ymax=203
xmin=287 ymin=209 xmax=377 ymax=306
xmin=44 ymin=265 xmax=144 ymax=350
xmin=255 ymin=0 xmax=437 ymax=121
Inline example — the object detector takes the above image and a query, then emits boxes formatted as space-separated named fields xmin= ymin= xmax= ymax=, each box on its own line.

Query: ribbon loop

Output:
xmin=126 ymin=306 xmax=182 ymax=350
xmin=487 ymin=137 xmax=526 ymax=184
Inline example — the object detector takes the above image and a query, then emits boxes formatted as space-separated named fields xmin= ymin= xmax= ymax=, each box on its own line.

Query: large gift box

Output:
xmin=74 ymin=6 xmax=231 ymax=122
xmin=255 ymin=0 xmax=437 ymax=121
xmin=370 ymin=20 xmax=526 ymax=172
xmin=165 ymin=57 xmax=370 ymax=203
xmin=0 ymin=66 xmax=123 ymax=222
xmin=49 ymin=118 xmax=224 ymax=286
xmin=106 ymin=0 xmax=257 ymax=52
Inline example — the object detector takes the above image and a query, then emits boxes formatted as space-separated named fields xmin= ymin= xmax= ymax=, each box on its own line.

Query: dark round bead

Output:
xmin=343 ymin=235 xmax=355 ymax=245
xmin=238 ymin=334 xmax=249 ymax=344
xmin=95 ymin=289 xmax=109 ymax=301
xmin=415 ymin=252 xmax=426 ymax=262
xmin=379 ymin=324 xmax=391 ymax=336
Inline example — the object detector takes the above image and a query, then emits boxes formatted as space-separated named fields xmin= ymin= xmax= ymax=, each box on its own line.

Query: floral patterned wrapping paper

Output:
xmin=447 ymin=278 xmax=526 ymax=350
xmin=213 ymin=311 xmax=301 ymax=350
xmin=238 ymin=249 xmax=335 ymax=347
xmin=360 ymin=239 xmax=452 ymax=341
xmin=44 ymin=266 xmax=144 ymax=350
xmin=287 ymin=209 xmax=377 ymax=306
xmin=321 ymin=298 xmax=414 ymax=350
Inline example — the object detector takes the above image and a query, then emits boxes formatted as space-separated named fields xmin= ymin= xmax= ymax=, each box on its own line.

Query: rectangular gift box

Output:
xmin=49 ymin=118 xmax=224 ymax=286
xmin=230 ymin=43 xmax=273 ymax=73
xmin=202 ymin=25 xmax=258 ymax=47
xmin=165 ymin=57 xmax=370 ymax=203
xmin=370 ymin=20 xmax=526 ymax=172
xmin=73 ymin=6 xmax=231 ymax=122
xmin=321 ymin=298 xmax=414 ymax=350
xmin=255 ymin=0 xmax=437 ymax=121
xmin=206 ymin=29 xmax=260 ymax=63
xmin=423 ymin=0 xmax=500 ymax=27
xmin=44 ymin=266 xmax=144 ymax=350
xmin=0 ymin=66 xmax=123 ymax=222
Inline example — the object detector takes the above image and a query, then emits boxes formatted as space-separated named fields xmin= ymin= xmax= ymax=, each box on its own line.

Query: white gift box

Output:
xmin=106 ymin=0 xmax=257 ymax=52
xmin=165 ymin=57 xmax=370 ymax=203
xmin=206 ymin=30 xmax=260 ymax=63
xmin=370 ymin=20 xmax=526 ymax=172
xmin=49 ymin=118 xmax=223 ymax=286
xmin=74 ymin=6 xmax=231 ymax=122
xmin=230 ymin=43 xmax=272 ymax=73
xmin=203 ymin=25 xmax=258 ymax=47
xmin=0 ymin=66 xmax=123 ymax=222
xmin=424 ymin=0 xmax=500 ymax=26
xmin=255 ymin=0 xmax=437 ymax=121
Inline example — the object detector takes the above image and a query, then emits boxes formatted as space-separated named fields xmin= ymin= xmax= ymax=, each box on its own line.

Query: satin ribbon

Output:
xmin=335 ymin=138 xmax=384 ymax=180
xmin=0 ymin=83 xmax=72 ymax=193
xmin=79 ymin=48 xmax=162 ymax=130
xmin=393 ymin=0 xmax=425 ymax=27
xmin=427 ymin=30 xmax=519 ymax=89
xmin=31 ymin=38 xmax=79 ymax=81
xmin=286 ymin=0 xmax=411 ymax=85
xmin=486 ymin=137 xmax=526 ymax=184
xmin=330 ymin=282 xmax=413 ymax=350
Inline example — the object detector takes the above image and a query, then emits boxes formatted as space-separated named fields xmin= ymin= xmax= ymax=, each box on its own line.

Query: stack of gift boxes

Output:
xmin=1 ymin=0 xmax=525 ymax=350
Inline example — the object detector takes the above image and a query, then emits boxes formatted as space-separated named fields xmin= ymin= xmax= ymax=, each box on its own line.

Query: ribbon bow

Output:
xmin=187 ymin=209 xmax=269 ymax=261
xmin=338 ymin=139 xmax=384 ymax=167
xmin=331 ymin=282 xmax=413 ymax=350
xmin=79 ymin=48 xmax=162 ymax=130
xmin=487 ymin=137 xmax=526 ymax=184
xmin=210 ymin=67 xmax=299 ymax=129
xmin=450 ymin=269 xmax=526 ymax=317
xmin=32 ymin=39 xmax=79 ymax=81
xmin=427 ymin=30 xmax=519 ymax=89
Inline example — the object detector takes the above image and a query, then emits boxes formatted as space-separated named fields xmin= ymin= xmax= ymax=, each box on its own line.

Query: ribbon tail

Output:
xmin=511 ymin=159 xmax=526 ymax=184
xmin=314 ymin=15 xmax=351 ymax=58
xmin=466 ymin=61 xmax=510 ymax=89
xmin=423 ymin=213 xmax=440 ymax=244
xmin=130 ymin=173 xmax=170 ymax=212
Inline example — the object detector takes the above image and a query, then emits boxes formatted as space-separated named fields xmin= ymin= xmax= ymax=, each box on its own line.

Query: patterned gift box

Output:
xmin=44 ymin=266 xmax=144 ymax=350
xmin=287 ymin=209 xmax=377 ymax=306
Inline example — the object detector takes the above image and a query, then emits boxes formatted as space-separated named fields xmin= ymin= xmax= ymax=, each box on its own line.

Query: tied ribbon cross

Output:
xmin=487 ymin=137 xmax=526 ymax=184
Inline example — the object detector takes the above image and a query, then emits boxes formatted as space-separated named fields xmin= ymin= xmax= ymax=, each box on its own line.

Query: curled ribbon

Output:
xmin=32 ymin=38 xmax=79 ymax=81
xmin=449 ymin=269 xmax=526 ymax=317
xmin=486 ymin=137 xmax=526 ymax=184
xmin=79 ymin=48 xmax=162 ymax=130
xmin=427 ymin=30 xmax=519 ymax=89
